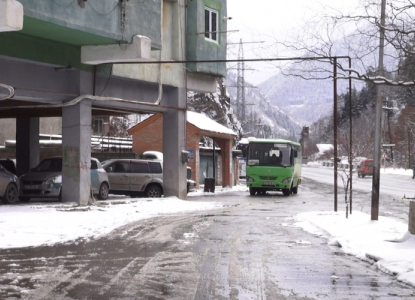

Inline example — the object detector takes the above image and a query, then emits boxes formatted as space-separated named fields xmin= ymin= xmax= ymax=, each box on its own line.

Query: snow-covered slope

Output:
xmin=259 ymin=74 xmax=350 ymax=125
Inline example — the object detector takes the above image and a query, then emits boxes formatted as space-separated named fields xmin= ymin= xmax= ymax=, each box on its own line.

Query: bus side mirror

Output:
xmin=293 ymin=150 xmax=298 ymax=158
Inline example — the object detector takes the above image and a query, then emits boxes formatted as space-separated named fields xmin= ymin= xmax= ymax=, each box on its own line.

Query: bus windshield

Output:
xmin=248 ymin=142 xmax=292 ymax=167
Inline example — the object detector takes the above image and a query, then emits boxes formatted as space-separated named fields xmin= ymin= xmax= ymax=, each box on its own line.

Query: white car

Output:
xmin=0 ymin=163 xmax=20 ymax=204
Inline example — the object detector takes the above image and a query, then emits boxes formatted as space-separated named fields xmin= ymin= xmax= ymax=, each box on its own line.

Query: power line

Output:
xmin=107 ymin=56 xmax=351 ymax=65
xmin=227 ymin=41 xmax=264 ymax=45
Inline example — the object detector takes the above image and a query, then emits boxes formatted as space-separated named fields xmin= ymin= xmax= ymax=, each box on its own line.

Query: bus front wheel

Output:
xmin=249 ymin=188 xmax=256 ymax=196
xmin=282 ymin=188 xmax=291 ymax=196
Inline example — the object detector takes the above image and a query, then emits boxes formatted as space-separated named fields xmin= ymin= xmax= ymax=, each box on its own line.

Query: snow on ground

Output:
xmin=299 ymin=162 xmax=415 ymax=287
xmin=307 ymin=161 xmax=413 ymax=176
xmin=294 ymin=211 xmax=415 ymax=287
xmin=0 ymin=197 xmax=224 ymax=249
xmin=1 ymin=166 xmax=415 ymax=287
xmin=0 ymin=185 xmax=249 ymax=250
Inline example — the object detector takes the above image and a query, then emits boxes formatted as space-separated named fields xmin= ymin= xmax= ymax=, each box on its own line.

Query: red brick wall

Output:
xmin=131 ymin=116 xmax=163 ymax=154
xmin=217 ymin=139 xmax=233 ymax=187
xmin=130 ymin=116 xmax=202 ymax=188
xmin=130 ymin=115 xmax=237 ymax=189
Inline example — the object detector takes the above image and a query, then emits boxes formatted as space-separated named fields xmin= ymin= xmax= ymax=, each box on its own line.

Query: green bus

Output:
xmin=246 ymin=138 xmax=302 ymax=196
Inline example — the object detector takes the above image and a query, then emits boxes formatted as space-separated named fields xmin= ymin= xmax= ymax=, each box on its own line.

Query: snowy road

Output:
xmin=1 ymin=180 xmax=413 ymax=299
xmin=303 ymin=164 xmax=415 ymax=200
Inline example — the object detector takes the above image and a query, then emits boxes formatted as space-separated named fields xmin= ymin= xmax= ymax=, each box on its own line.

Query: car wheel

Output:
xmin=362 ymin=174 xmax=365 ymax=178
xmin=249 ymin=187 xmax=256 ymax=196
xmin=3 ymin=183 xmax=19 ymax=204
xmin=282 ymin=188 xmax=291 ymax=196
xmin=145 ymin=185 xmax=162 ymax=198
xmin=97 ymin=183 xmax=109 ymax=200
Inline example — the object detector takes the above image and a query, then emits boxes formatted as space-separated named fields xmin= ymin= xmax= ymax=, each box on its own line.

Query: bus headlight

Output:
xmin=246 ymin=176 xmax=254 ymax=182
xmin=282 ymin=177 xmax=292 ymax=184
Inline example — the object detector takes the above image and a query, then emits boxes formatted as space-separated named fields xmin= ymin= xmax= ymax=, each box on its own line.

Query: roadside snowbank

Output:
xmin=295 ymin=209 xmax=415 ymax=287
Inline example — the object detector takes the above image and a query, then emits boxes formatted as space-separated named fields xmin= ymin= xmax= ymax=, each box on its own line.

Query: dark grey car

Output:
xmin=19 ymin=157 xmax=110 ymax=202
xmin=0 ymin=163 xmax=20 ymax=204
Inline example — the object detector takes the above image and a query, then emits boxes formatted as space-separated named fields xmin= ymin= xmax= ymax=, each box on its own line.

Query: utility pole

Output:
xmin=348 ymin=57 xmax=353 ymax=214
xmin=371 ymin=0 xmax=386 ymax=221
xmin=334 ymin=57 xmax=338 ymax=212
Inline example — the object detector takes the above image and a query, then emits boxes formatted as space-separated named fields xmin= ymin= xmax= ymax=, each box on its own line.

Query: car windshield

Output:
xmin=366 ymin=160 xmax=374 ymax=167
xmin=33 ymin=158 xmax=62 ymax=172
xmin=101 ymin=160 xmax=114 ymax=168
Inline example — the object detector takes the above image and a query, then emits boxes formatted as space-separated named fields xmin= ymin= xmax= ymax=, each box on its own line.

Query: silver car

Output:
xmin=0 ymin=163 xmax=20 ymax=204
xmin=102 ymin=159 xmax=163 ymax=198
xmin=19 ymin=157 xmax=109 ymax=202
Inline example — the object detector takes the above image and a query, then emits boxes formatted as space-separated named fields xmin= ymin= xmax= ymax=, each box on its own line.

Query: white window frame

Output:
xmin=205 ymin=7 xmax=219 ymax=43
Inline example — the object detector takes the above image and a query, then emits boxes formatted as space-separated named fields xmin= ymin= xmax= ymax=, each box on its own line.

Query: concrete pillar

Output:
xmin=62 ymin=100 xmax=92 ymax=205
xmin=409 ymin=200 xmax=415 ymax=234
xmin=16 ymin=117 xmax=39 ymax=176
xmin=163 ymin=88 xmax=187 ymax=199
xmin=217 ymin=139 xmax=233 ymax=188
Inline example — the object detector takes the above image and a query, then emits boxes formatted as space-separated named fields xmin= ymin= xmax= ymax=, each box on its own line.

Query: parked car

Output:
xmin=141 ymin=151 xmax=163 ymax=160
xmin=357 ymin=158 xmax=374 ymax=178
xmin=102 ymin=159 xmax=163 ymax=198
xmin=0 ymin=163 xmax=20 ymax=204
xmin=19 ymin=157 xmax=109 ymax=202
xmin=0 ymin=158 xmax=17 ymax=175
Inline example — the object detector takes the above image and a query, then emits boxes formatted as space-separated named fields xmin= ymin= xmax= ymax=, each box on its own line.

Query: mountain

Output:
xmin=225 ymin=72 xmax=302 ymax=140
xmin=187 ymin=79 xmax=243 ymax=142
xmin=259 ymin=73 xmax=352 ymax=125
xmin=186 ymin=73 xmax=302 ymax=142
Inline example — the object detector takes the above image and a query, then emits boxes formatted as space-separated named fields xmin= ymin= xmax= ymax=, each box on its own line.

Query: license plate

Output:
xmin=24 ymin=185 xmax=40 ymax=189
xmin=263 ymin=181 xmax=274 ymax=186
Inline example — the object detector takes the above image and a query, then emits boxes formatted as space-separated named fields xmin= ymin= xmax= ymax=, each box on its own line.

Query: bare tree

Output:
xmin=339 ymin=110 xmax=376 ymax=158
xmin=257 ymin=0 xmax=415 ymax=86
xmin=391 ymin=106 xmax=415 ymax=168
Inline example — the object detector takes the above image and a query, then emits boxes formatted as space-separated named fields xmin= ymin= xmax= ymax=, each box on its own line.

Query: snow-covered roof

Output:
xmin=187 ymin=111 xmax=236 ymax=136
xmin=316 ymin=144 xmax=333 ymax=153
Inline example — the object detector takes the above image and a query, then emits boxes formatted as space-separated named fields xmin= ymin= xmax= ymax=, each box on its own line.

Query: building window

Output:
xmin=205 ymin=7 xmax=218 ymax=43
xmin=94 ymin=118 xmax=103 ymax=135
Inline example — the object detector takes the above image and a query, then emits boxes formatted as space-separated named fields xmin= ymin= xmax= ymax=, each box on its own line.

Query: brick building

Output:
xmin=127 ymin=111 xmax=238 ymax=188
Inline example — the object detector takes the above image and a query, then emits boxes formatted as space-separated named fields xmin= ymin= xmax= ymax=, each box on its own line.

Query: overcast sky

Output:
xmin=226 ymin=0 xmax=360 ymax=85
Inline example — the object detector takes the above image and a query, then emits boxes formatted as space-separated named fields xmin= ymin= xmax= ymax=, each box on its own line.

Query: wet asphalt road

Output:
xmin=0 ymin=176 xmax=414 ymax=299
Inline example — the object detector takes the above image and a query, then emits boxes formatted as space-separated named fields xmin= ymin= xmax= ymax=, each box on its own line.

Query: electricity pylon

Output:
xmin=236 ymin=39 xmax=246 ymax=122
